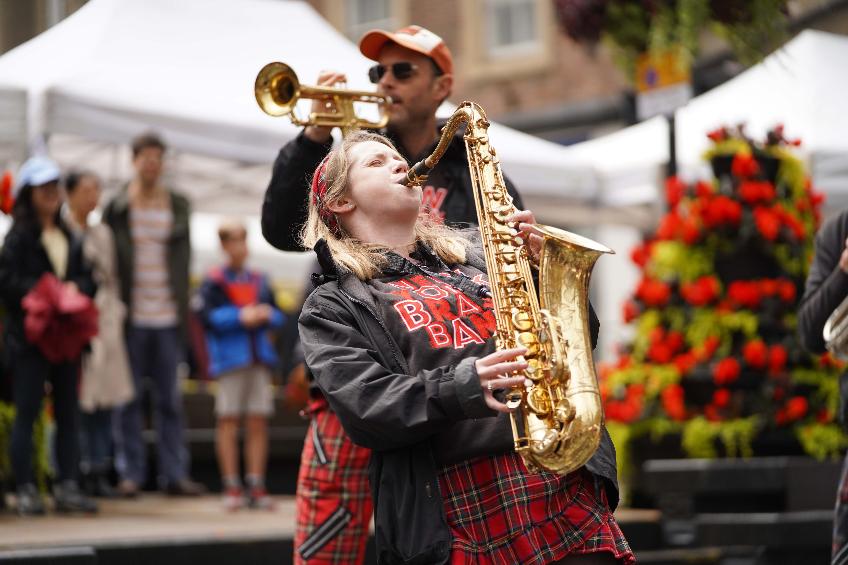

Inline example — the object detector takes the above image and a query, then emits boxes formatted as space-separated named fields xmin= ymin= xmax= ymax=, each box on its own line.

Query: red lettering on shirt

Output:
xmin=424 ymin=297 xmax=454 ymax=324
xmin=394 ymin=299 xmax=432 ymax=331
xmin=426 ymin=323 xmax=452 ymax=348
xmin=421 ymin=186 xmax=448 ymax=221
xmin=452 ymin=318 xmax=485 ymax=348
xmin=455 ymin=293 xmax=481 ymax=317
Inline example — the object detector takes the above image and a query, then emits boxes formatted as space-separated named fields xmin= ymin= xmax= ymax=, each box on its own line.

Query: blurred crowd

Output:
xmin=0 ymin=131 xmax=296 ymax=516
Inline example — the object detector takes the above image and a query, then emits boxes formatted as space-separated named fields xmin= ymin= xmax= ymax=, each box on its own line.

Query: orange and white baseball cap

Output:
xmin=359 ymin=25 xmax=453 ymax=76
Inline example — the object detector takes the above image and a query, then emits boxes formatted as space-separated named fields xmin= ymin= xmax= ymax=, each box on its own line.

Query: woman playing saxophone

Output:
xmin=298 ymin=130 xmax=633 ymax=564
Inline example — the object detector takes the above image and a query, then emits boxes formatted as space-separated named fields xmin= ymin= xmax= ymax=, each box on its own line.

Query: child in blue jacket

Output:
xmin=199 ymin=220 xmax=285 ymax=511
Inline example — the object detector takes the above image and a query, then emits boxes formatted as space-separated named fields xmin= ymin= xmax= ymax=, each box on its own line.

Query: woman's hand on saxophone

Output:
xmin=508 ymin=209 xmax=543 ymax=265
xmin=475 ymin=347 xmax=528 ymax=413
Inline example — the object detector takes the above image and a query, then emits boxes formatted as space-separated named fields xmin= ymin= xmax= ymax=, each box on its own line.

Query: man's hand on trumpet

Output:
xmin=304 ymin=70 xmax=348 ymax=144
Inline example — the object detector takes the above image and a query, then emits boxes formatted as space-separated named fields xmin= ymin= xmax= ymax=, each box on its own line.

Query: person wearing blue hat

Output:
xmin=0 ymin=155 xmax=98 ymax=515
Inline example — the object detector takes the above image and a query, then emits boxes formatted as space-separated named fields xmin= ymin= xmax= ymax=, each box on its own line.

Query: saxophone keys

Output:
xmin=511 ymin=310 xmax=533 ymax=331
xmin=505 ymin=391 xmax=523 ymax=409
xmin=554 ymin=401 xmax=576 ymax=423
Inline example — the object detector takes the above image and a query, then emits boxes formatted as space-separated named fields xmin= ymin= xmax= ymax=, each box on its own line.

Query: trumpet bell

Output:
xmin=255 ymin=62 xmax=299 ymax=117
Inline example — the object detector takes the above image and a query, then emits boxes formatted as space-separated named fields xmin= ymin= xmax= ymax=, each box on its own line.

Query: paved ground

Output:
xmin=0 ymin=495 xmax=297 ymax=548
xmin=0 ymin=494 xmax=658 ymax=550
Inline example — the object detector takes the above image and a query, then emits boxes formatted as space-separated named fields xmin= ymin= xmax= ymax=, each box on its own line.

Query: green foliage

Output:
xmin=682 ymin=416 xmax=760 ymax=458
xmin=648 ymin=241 xmax=714 ymax=283
xmin=796 ymin=423 xmax=848 ymax=461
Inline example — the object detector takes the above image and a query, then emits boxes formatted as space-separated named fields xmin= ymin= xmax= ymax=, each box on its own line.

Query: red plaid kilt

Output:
xmin=294 ymin=400 xmax=373 ymax=564
xmin=437 ymin=452 xmax=635 ymax=564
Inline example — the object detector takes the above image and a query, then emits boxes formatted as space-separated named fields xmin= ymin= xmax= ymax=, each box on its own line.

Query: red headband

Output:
xmin=311 ymin=154 xmax=341 ymax=235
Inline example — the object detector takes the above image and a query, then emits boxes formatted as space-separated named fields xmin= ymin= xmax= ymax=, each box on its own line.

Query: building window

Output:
xmin=486 ymin=0 xmax=540 ymax=57
xmin=346 ymin=0 xmax=395 ymax=41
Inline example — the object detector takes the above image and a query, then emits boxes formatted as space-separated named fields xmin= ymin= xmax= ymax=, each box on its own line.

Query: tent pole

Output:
xmin=666 ymin=112 xmax=677 ymax=178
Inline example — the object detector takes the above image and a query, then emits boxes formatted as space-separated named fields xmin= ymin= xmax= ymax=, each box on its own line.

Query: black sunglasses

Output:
xmin=368 ymin=62 xmax=419 ymax=84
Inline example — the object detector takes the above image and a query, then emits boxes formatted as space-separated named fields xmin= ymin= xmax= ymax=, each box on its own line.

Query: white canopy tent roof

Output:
xmin=0 ymin=0 xmax=603 ymax=279
xmin=560 ymin=30 xmax=848 ymax=211
xmin=0 ymin=0 xmax=597 ymax=201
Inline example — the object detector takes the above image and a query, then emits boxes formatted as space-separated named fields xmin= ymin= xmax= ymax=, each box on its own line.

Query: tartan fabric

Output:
xmin=295 ymin=403 xmax=373 ymax=565
xmin=437 ymin=452 xmax=635 ymax=565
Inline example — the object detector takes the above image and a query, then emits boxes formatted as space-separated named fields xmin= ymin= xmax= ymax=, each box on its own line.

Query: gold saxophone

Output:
xmin=407 ymin=102 xmax=613 ymax=475
xmin=824 ymin=296 xmax=848 ymax=359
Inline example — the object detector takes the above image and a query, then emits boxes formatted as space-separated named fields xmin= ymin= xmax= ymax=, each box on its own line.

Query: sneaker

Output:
xmin=247 ymin=486 xmax=275 ymax=511
xmin=15 ymin=484 xmax=46 ymax=517
xmin=116 ymin=479 xmax=140 ymax=499
xmin=163 ymin=478 xmax=207 ymax=497
xmin=54 ymin=480 xmax=98 ymax=514
xmin=222 ymin=486 xmax=245 ymax=512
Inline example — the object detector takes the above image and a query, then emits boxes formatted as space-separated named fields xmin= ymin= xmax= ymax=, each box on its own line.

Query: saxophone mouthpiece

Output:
xmin=406 ymin=160 xmax=432 ymax=187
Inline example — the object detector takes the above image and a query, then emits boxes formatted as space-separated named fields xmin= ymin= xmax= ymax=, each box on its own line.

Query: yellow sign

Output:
xmin=635 ymin=49 xmax=691 ymax=93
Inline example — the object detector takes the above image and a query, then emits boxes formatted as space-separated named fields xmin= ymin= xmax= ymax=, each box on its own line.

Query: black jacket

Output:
xmin=261 ymin=125 xmax=524 ymax=252
xmin=798 ymin=209 xmax=848 ymax=353
xmin=0 ymin=221 xmax=96 ymax=350
xmin=298 ymin=239 xmax=619 ymax=565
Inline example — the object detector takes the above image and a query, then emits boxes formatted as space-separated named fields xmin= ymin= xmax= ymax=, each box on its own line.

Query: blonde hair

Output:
xmin=300 ymin=130 xmax=470 ymax=280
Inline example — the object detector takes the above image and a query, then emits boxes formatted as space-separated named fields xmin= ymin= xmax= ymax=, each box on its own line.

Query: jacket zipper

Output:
xmin=338 ymin=288 xmax=407 ymax=374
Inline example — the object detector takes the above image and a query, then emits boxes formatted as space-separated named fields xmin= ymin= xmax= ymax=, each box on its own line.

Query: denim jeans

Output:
xmin=80 ymin=408 xmax=112 ymax=472
xmin=113 ymin=326 xmax=188 ymax=487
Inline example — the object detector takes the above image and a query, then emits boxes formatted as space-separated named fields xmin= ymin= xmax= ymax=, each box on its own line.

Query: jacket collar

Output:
xmin=110 ymin=185 xmax=189 ymax=239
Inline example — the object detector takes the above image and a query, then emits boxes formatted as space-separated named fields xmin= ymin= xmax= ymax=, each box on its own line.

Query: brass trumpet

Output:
xmin=254 ymin=62 xmax=391 ymax=135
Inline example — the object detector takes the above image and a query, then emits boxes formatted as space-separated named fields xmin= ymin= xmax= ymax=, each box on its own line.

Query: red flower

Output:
xmin=753 ymin=206 xmax=781 ymax=241
xmin=665 ymin=176 xmax=686 ymax=208
xmin=701 ymin=196 xmax=742 ymax=228
xmin=681 ymin=216 xmax=702 ymax=244
xmin=622 ymin=300 xmax=640 ymax=323
xmin=712 ymin=388 xmax=731 ymax=408
xmin=742 ymin=339 xmax=768 ymax=370
xmin=636 ymin=278 xmax=671 ymax=307
xmin=784 ymin=396 xmax=808 ymax=421
xmin=673 ymin=352 xmax=697 ymax=376
xmin=695 ymin=335 xmax=721 ymax=362
xmin=630 ymin=241 xmax=653 ymax=267
xmin=707 ymin=127 xmax=727 ymax=142
xmin=704 ymin=404 xmax=722 ymax=422
xmin=695 ymin=180 xmax=714 ymax=198
xmin=681 ymin=276 xmax=720 ymax=306
xmin=817 ymin=408 xmax=832 ymax=424
xmin=605 ymin=385 xmax=644 ymax=423
xmin=0 ymin=170 xmax=13 ymax=215
xmin=648 ymin=342 xmax=675 ymax=364
xmin=667 ymin=331 xmax=685 ymax=351
xmin=712 ymin=357 xmax=741 ymax=385
xmin=661 ymin=385 xmax=687 ymax=421
xmin=739 ymin=180 xmax=776 ymax=204
xmin=656 ymin=211 xmax=683 ymax=240
xmin=768 ymin=344 xmax=788 ymax=375
xmin=728 ymin=281 xmax=762 ymax=309
xmin=777 ymin=280 xmax=797 ymax=303
xmin=732 ymin=153 xmax=760 ymax=178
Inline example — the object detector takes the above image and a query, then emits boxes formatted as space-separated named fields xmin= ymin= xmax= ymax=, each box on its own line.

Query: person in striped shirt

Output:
xmin=103 ymin=132 xmax=205 ymax=498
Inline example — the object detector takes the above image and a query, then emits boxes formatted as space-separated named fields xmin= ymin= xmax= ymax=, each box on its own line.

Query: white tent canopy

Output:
xmin=559 ymin=30 xmax=848 ymax=210
xmin=0 ymin=0 xmax=597 ymax=202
